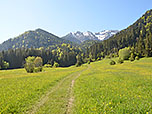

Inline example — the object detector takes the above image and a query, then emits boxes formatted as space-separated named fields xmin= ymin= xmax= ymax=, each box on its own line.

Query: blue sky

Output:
xmin=0 ymin=0 xmax=152 ymax=43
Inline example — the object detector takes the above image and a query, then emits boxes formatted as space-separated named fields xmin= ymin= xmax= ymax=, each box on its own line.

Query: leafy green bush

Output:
xmin=110 ymin=60 xmax=116 ymax=65
xmin=34 ymin=67 xmax=43 ymax=72
xmin=34 ymin=57 xmax=43 ymax=72
xmin=135 ymin=56 xmax=139 ymax=60
xmin=129 ymin=53 xmax=135 ymax=61
xmin=34 ymin=57 xmax=43 ymax=67
xmin=1 ymin=61 xmax=9 ymax=69
xmin=24 ymin=56 xmax=43 ymax=73
xmin=119 ymin=48 xmax=130 ymax=60
xmin=24 ymin=56 xmax=35 ymax=73
xmin=117 ymin=58 xmax=124 ymax=64
xmin=53 ymin=62 xmax=59 ymax=68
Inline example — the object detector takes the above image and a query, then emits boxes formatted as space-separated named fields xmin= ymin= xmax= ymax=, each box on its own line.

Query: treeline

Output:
xmin=88 ymin=9 xmax=152 ymax=60
xmin=0 ymin=43 xmax=82 ymax=69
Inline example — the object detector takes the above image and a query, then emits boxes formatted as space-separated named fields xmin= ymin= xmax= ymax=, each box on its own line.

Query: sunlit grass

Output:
xmin=0 ymin=66 xmax=83 ymax=113
xmin=1 ymin=58 xmax=152 ymax=114
xmin=73 ymin=58 xmax=152 ymax=114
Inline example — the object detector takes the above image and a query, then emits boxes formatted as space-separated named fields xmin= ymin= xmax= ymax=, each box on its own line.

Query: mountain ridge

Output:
xmin=62 ymin=30 xmax=119 ymax=44
xmin=0 ymin=28 xmax=74 ymax=51
xmin=0 ymin=29 xmax=118 ymax=51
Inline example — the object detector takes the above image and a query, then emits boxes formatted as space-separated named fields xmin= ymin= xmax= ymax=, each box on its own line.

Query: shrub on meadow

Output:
xmin=135 ymin=56 xmax=139 ymax=60
xmin=119 ymin=47 xmax=130 ymax=60
xmin=53 ymin=62 xmax=59 ymax=68
xmin=34 ymin=57 xmax=43 ymax=72
xmin=1 ymin=61 xmax=9 ymax=69
xmin=24 ymin=56 xmax=35 ymax=73
xmin=110 ymin=60 xmax=116 ymax=65
xmin=24 ymin=56 xmax=43 ymax=73
xmin=117 ymin=58 xmax=124 ymax=64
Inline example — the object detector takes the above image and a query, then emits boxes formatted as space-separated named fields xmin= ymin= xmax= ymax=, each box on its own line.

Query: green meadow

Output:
xmin=0 ymin=66 xmax=85 ymax=113
xmin=73 ymin=58 xmax=152 ymax=114
xmin=1 ymin=58 xmax=152 ymax=113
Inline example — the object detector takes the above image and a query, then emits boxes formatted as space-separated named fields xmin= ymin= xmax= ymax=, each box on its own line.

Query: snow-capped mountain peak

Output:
xmin=95 ymin=30 xmax=119 ymax=40
xmin=69 ymin=31 xmax=98 ymax=42
xmin=62 ymin=30 xmax=119 ymax=43
xmin=83 ymin=31 xmax=95 ymax=37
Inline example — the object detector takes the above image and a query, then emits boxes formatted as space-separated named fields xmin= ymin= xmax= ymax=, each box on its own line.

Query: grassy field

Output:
xmin=73 ymin=58 xmax=152 ymax=114
xmin=1 ymin=58 xmax=152 ymax=114
xmin=0 ymin=66 xmax=86 ymax=113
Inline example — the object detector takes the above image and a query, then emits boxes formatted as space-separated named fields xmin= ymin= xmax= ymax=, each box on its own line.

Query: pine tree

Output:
xmin=137 ymin=36 xmax=144 ymax=57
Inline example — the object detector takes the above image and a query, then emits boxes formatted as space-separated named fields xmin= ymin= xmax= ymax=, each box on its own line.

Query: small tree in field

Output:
xmin=25 ymin=56 xmax=35 ymax=73
xmin=34 ymin=57 xmax=43 ymax=72
xmin=24 ymin=56 xmax=43 ymax=73
xmin=119 ymin=48 xmax=130 ymax=60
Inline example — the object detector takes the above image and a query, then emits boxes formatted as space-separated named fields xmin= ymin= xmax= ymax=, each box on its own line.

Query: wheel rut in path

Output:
xmin=66 ymin=65 xmax=91 ymax=114
xmin=26 ymin=65 xmax=90 ymax=114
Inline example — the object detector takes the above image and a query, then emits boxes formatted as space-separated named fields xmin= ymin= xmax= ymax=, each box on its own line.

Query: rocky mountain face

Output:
xmin=95 ymin=30 xmax=119 ymax=40
xmin=62 ymin=30 xmax=119 ymax=44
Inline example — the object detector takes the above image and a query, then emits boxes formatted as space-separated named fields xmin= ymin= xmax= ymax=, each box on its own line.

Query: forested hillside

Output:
xmin=80 ymin=40 xmax=100 ymax=50
xmin=89 ymin=9 xmax=152 ymax=59
xmin=0 ymin=29 xmax=100 ymax=69
xmin=0 ymin=29 xmax=74 ymax=51
xmin=0 ymin=43 xmax=83 ymax=69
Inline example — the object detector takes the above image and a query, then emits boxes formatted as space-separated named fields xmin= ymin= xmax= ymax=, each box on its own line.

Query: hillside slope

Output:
xmin=0 ymin=29 xmax=73 ymax=51
xmin=62 ymin=33 xmax=82 ymax=44
xmin=89 ymin=9 xmax=152 ymax=59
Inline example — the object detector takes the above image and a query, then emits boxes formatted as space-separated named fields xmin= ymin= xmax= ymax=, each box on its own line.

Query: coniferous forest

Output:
xmin=89 ymin=10 xmax=152 ymax=59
